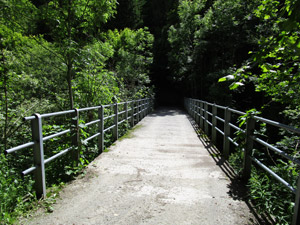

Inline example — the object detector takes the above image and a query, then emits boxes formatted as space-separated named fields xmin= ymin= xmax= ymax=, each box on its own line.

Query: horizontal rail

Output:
xmin=216 ymin=105 xmax=227 ymax=110
xmin=22 ymin=166 xmax=37 ymax=176
xmin=118 ymin=119 xmax=126 ymax=125
xmin=44 ymin=147 xmax=73 ymax=164
xmin=216 ymin=116 xmax=225 ymax=123
xmin=5 ymin=142 xmax=35 ymax=154
xmin=41 ymin=109 xmax=75 ymax=119
xmin=207 ymin=120 xmax=212 ymax=127
xmin=104 ymin=114 xmax=116 ymax=120
xmin=85 ymin=119 xmax=100 ymax=127
xmin=252 ymin=136 xmax=300 ymax=166
xmin=254 ymin=116 xmax=300 ymax=135
xmin=206 ymin=111 xmax=213 ymax=116
xmin=252 ymin=157 xmax=296 ymax=194
xmin=118 ymin=110 xmax=126 ymax=115
xmin=228 ymin=108 xmax=245 ymax=116
xmin=229 ymin=123 xmax=245 ymax=133
xmin=103 ymin=124 xmax=116 ymax=133
xmin=228 ymin=137 xmax=239 ymax=147
xmin=83 ymin=132 xmax=101 ymax=143
xmin=78 ymin=106 xmax=101 ymax=112
xmin=216 ymin=127 xmax=224 ymax=136
xmin=43 ymin=129 xmax=70 ymax=142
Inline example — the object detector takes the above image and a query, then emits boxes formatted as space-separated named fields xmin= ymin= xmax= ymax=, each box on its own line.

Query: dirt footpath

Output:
xmin=23 ymin=108 xmax=257 ymax=225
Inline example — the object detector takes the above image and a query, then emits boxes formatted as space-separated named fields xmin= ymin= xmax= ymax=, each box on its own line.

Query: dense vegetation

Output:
xmin=167 ymin=0 xmax=300 ymax=224
xmin=0 ymin=0 xmax=153 ymax=223
xmin=1 ymin=0 xmax=300 ymax=224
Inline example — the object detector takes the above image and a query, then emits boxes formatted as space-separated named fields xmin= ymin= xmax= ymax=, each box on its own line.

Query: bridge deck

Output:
xmin=24 ymin=108 xmax=256 ymax=225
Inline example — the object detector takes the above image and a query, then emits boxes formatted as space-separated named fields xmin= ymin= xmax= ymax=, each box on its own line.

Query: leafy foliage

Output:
xmin=0 ymin=0 xmax=154 ymax=223
xmin=168 ymin=0 xmax=259 ymax=104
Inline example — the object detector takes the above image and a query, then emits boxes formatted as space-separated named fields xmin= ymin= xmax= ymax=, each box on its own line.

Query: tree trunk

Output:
xmin=1 ymin=49 xmax=8 ymax=150
xmin=67 ymin=0 xmax=74 ymax=109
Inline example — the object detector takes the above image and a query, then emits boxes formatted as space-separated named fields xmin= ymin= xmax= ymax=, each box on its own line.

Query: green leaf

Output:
xmin=218 ymin=77 xmax=227 ymax=82
xmin=229 ymin=82 xmax=244 ymax=90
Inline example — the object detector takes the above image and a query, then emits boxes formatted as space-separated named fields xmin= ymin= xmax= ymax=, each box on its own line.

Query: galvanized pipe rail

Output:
xmin=5 ymin=98 xmax=153 ymax=199
xmin=184 ymin=98 xmax=300 ymax=225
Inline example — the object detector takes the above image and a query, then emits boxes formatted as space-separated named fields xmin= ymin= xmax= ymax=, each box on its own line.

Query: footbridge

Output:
xmin=5 ymin=98 xmax=300 ymax=225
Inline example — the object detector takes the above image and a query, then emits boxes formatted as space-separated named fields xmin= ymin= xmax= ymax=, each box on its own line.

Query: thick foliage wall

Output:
xmin=169 ymin=0 xmax=300 ymax=224
xmin=0 ymin=0 xmax=153 ymax=223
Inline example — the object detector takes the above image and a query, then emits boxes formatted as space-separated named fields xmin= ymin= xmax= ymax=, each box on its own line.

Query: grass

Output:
xmin=105 ymin=124 xmax=144 ymax=153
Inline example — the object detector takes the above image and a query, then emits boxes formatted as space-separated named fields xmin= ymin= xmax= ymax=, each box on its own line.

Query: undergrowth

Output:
xmin=0 ymin=118 xmax=142 ymax=224
xmin=228 ymin=109 xmax=299 ymax=225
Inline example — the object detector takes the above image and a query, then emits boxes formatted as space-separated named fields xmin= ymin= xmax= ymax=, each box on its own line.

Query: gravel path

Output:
xmin=23 ymin=108 xmax=257 ymax=225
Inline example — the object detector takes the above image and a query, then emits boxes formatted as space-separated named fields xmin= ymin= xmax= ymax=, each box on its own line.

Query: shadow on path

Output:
xmin=186 ymin=113 xmax=275 ymax=225
xmin=148 ymin=106 xmax=185 ymax=117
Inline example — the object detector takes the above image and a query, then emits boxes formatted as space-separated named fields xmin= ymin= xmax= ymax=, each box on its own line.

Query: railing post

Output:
xmin=147 ymin=99 xmax=150 ymax=114
xmin=212 ymin=103 xmax=217 ymax=144
xmin=113 ymin=103 xmax=118 ymax=141
xmin=146 ymin=99 xmax=150 ymax=115
xmin=293 ymin=177 xmax=300 ymax=225
xmin=191 ymin=99 xmax=194 ymax=119
xmin=196 ymin=100 xmax=200 ymax=125
xmin=223 ymin=107 xmax=231 ymax=159
xmin=193 ymin=99 xmax=196 ymax=120
xmin=138 ymin=100 xmax=141 ymax=122
xmin=204 ymin=102 xmax=209 ymax=134
xmin=141 ymin=100 xmax=144 ymax=119
xmin=200 ymin=101 xmax=204 ymax=129
xmin=131 ymin=101 xmax=135 ymax=127
xmin=98 ymin=106 xmax=104 ymax=154
xmin=135 ymin=100 xmax=139 ymax=123
xmin=243 ymin=116 xmax=255 ymax=181
xmin=125 ymin=101 xmax=128 ymax=122
xmin=31 ymin=113 xmax=46 ymax=199
xmin=143 ymin=99 xmax=145 ymax=117
xmin=71 ymin=109 xmax=80 ymax=164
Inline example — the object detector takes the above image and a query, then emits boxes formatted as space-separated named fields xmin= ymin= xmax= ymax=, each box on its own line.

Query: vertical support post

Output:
xmin=144 ymin=99 xmax=146 ymax=116
xmin=131 ymin=101 xmax=135 ymax=127
xmin=146 ymin=99 xmax=149 ymax=115
xmin=223 ymin=107 xmax=231 ymax=159
xmin=141 ymin=100 xmax=143 ymax=119
xmin=113 ymin=103 xmax=118 ymax=141
xmin=200 ymin=101 xmax=204 ymax=129
xmin=125 ymin=102 xmax=128 ymax=122
xmin=98 ymin=106 xmax=104 ymax=154
xmin=142 ymin=99 xmax=145 ymax=118
xmin=31 ymin=113 xmax=46 ymax=199
xmin=71 ymin=109 xmax=80 ymax=164
xmin=212 ymin=104 xmax=217 ymax=144
xmin=146 ymin=99 xmax=148 ymax=116
xmin=137 ymin=100 xmax=141 ymax=122
xmin=293 ymin=177 xmax=300 ymax=225
xmin=191 ymin=99 xmax=194 ymax=118
xmin=204 ymin=102 xmax=208 ymax=134
xmin=196 ymin=101 xmax=200 ymax=125
xmin=193 ymin=99 xmax=197 ymax=121
xmin=243 ymin=116 xmax=255 ymax=181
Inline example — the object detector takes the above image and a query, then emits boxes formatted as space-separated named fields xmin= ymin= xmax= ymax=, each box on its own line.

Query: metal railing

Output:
xmin=184 ymin=98 xmax=300 ymax=225
xmin=5 ymin=98 xmax=153 ymax=199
